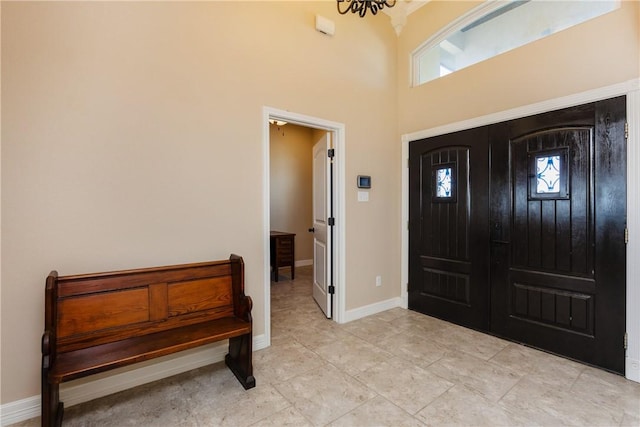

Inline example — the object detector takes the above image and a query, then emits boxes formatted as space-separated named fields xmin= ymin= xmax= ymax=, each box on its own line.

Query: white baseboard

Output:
xmin=401 ymin=292 xmax=408 ymax=309
xmin=0 ymin=334 xmax=267 ymax=426
xmin=626 ymin=357 xmax=640 ymax=383
xmin=1 ymin=396 xmax=39 ymax=427
xmin=295 ymin=259 xmax=312 ymax=267
xmin=342 ymin=297 xmax=403 ymax=323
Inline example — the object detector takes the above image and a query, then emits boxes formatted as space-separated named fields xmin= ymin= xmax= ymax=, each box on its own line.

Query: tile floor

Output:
xmin=14 ymin=266 xmax=640 ymax=426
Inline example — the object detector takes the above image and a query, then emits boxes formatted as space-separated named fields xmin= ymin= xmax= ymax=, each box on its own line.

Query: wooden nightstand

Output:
xmin=270 ymin=231 xmax=295 ymax=282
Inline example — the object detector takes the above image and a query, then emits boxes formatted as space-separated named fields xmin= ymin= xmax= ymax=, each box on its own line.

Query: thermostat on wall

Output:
xmin=357 ymin=175 xmax=371 ymax=189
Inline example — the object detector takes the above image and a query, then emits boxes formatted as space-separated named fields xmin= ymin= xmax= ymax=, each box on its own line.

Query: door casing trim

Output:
xmin=262 ymin=107 xmax=347 ymax=346
xmin=401 ymin=78 xmax=640 ymax=382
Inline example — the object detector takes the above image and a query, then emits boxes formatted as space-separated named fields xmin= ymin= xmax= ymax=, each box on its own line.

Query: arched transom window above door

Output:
xmin=412 ymin=0 xmax=620 ymax=87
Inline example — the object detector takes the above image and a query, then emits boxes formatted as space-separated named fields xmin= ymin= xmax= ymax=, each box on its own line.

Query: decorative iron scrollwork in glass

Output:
xmin=536 ymin=155 xmax=561 ymax=193
xmin=528 ymin=148 xmax=568 ymax=200
xmin=436 ymin=167 xmax=453 ymax=198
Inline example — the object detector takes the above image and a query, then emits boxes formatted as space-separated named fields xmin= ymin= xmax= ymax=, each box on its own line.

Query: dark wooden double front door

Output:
xmin=408 ymin=97 xmax=627 ymax=373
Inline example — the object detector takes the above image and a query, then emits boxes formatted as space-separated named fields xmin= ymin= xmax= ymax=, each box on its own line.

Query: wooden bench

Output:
xmin=41 ymin=254 xmax=255 ymax=427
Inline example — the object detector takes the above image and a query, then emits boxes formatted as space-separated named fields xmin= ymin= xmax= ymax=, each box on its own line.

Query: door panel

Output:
xmin=593 ymin=96 xmax=627 ymax=372
xmin=510 ymin=128 xmax=593 ymax=275
xmin=312 ymin=133 xmax=332 ymax=318
xmin=409 ymin=126 xmax=489 ymax=330
xmin=490 ymin=97 xmax=626 ymax=373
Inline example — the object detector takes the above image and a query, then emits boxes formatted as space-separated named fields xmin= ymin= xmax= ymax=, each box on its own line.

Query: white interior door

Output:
xmin=312 ymin=133 xmax=332 ymax=318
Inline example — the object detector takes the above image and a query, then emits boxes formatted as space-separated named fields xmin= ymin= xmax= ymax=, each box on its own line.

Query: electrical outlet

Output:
xmin=376 ymin=275 xmax=382 ymax=287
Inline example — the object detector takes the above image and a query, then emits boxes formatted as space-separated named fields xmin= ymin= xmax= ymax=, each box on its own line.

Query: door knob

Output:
xmin=308 ymin=228 xmax=315 ymax=233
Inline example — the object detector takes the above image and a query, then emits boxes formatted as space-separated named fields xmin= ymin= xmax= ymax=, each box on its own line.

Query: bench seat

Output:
xmin=51 ymin=317 xmax=251 ymax=383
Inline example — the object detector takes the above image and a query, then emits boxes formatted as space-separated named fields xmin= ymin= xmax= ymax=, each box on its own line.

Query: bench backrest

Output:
xmin=45 ymin=255 xmax=246 ymax=355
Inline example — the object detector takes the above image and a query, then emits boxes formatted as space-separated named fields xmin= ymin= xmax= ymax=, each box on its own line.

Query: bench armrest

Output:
xmin=229 ymin=254 xmax=252 ymax=322
xmin=238 ymin=295 xmax=253 ymax=323
xmin=43 ymin=271 xmax=58 ymax=361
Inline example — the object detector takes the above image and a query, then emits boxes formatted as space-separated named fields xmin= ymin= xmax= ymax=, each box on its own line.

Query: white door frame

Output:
xmin=263 ymin=106 xmax=346 ymax=346
xmin=401 ymin=79 xmax=640 ymax=382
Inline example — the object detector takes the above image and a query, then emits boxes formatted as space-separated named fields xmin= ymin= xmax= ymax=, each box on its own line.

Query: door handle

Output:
xmin=308 ymin=228 xmax=315 ymax=233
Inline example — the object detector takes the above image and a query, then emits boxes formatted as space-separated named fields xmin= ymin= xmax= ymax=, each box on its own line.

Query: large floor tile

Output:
xmin=250 ymin=406 xmax=314 ymax=427
xmin=340 ymin=315 xmax=405 ymax=344
xmin=313 ymin=335 xmax=393 ymax=377
xmin=427 ymin=352 xmax=523 ymax=402
xmin=328 ymin=395 xmax=426 ymax=427
xmin=291 ymin=323 xmax=355 ymax=351
xmin=498 ymin=378 xmax=579 ymax=426
xmin=369 ymin=307 xmax=411 ymax=323
xmin=253 ymin=339 xmax=325 ymax=384
xmin=388 ymin=312 xmax=451 ymax=335
xmin=63 ymin=377 xmax=196 ymax=427
xmin=377 ymin=331 xmax=449 ymax=369
xmin=355 ymin=356 xmax=454 ymax=414
xmin=570 ymin=366 xmax=640 ymax=419
xmin=621 ymin=410 xmax=640 ymax=427
xmin=189 ymin=383 xmax=290 ymax=427
xmin=183 ymin=366 xmax=290 ymax=427
xmin=273 ymin=363 xmax=376 ymax=426
xmin=422 ymin=325 xmax=509 ymax=360
xmin=415 ymin=384 xmax=531 ymax=427
xmin=490 ymin=343 xmax=585 ymax=389
xmin=499 ymin=377 xmax=622 ymax=426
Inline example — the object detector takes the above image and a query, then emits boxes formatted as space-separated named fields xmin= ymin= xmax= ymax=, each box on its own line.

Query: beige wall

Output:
xmin=397 ymin=0 xmax=640 ymax=134
xmin=269 ymin=123 xmax=314 ymax=262
xmin=1 ymin=2 xmax=399 ymax=403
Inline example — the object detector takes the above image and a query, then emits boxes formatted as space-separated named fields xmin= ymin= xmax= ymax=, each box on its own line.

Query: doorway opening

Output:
xmin=262 ymin=107 xmax=346 ymax=347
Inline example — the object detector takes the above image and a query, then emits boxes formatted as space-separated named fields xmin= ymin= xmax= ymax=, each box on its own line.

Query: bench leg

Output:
xmin=225 ymin=333 xmax=255 ymax=389
xmin=42 ymin=364 xmax=63 ymax=427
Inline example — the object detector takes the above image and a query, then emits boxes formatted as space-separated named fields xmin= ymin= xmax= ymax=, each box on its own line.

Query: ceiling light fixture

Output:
xmin=269 ymin=119 xmax=288 ymax=126
xmin=337 ymin=0 xmax=396 ymax=17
